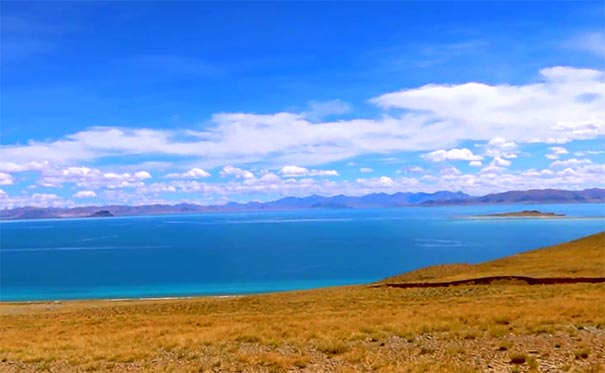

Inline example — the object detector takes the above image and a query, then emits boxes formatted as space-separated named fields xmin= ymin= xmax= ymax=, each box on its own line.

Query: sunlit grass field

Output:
xmin=382 ymin=231 xmax=605 ymax=284
xmin=1 ymin=232 xmax=603 ymax=372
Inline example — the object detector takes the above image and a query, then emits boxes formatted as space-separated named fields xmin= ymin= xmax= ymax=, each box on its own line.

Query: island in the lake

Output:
xmin=474 ymin=210 xmax=566 ymax=218
xmin=87 ymin=210 xmax=114 ymax=218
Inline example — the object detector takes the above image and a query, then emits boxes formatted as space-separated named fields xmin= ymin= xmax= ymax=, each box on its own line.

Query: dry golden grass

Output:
xmin=0 ymin=232 xmax=604 ymax=372
xmin=382 ymin=231 xmax=605 ymax=284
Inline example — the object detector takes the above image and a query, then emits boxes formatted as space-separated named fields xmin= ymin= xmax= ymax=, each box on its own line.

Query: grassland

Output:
xmin=1 ymin=232 xmax=604 ymax=372
xmin=382 ymin=232 xmax=605 ymax=284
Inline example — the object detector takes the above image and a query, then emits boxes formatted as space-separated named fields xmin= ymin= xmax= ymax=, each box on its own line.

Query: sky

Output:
xmin=1 ymin=1 xmax=604 ymax=208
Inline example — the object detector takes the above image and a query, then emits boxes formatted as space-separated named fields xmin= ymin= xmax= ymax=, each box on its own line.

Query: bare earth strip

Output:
xmin=1 ymin=232 xmax=604 ymax=372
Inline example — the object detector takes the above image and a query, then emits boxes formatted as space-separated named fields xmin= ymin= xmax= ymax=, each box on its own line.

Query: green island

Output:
xmin=1 ymin=232 xmax=604 ymax=372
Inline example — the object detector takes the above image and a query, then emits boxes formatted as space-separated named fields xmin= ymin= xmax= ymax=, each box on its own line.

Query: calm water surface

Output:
xmin=1 ymin=204 xmax=603 ymax=301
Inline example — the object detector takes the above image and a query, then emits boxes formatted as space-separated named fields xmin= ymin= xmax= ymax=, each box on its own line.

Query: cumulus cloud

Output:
xmin=220 ymin=165 xmax=255 ymax=179
xmin=73 ymin=190 xmax=97 ymax=198
xmin=134 ymin=171 xmax=152 ymax=179
xmin=546 ymin=146 xmax=569 ymax=160
xmin=0 ymin=172 xmax=14 ymax=185
xmin=423 ymin=148 xmax=482 ymax=162
xmin=2 ymin=159 xmax=605 ymax=209
xmin=359 ymin=167 xmax=374 ymax=173
xmin=166 ymin=168 xmax=211 ymax=179
xmin=24 ymin=193 xmax=62 ymax=207
xmin=356 ymin=176 xmax=396 ymax=188
xmin=484 ymin=137 xmax=518 ymax=159
xmin=480 ymin=157 xmax=512 ymax=173
xmin=372 ymin=66 xmax=605 ymax=144
xmin=279 ymin=165 xmax=339 ymax=177
xmin=39 ymin=166 xmax=152 ymax=189
xmin=440 ymin=167 xmax=462 ymax=176
xmin=490 ymin=157 xmax=512 ymax=168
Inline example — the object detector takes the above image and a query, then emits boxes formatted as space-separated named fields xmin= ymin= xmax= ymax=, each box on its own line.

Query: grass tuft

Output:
xmin=509 ymin=353 xmax=527 ymax=365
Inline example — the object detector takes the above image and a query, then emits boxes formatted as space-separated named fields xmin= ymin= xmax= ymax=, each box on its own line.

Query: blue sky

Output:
xmin=1 ymin=1 xmax=604 ymax=207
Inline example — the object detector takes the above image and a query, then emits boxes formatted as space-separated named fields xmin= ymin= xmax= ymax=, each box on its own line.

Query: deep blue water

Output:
xmin=1 ymin=204 xmax=604 ymax=301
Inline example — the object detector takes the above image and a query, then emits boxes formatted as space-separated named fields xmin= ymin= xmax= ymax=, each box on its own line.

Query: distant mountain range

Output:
xmin=1 ymin=188 xmax=603 ymax=220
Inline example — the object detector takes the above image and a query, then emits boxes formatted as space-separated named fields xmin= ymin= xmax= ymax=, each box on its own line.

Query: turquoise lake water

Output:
xmin=1 ymin=204 xmax=604 ymax=301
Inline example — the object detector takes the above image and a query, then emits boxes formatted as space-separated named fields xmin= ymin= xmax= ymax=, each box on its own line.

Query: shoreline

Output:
xmin=0 ymin=283 xmax=365 ymax=305
xmin=0 ymin=294 xmax=246 ymax=306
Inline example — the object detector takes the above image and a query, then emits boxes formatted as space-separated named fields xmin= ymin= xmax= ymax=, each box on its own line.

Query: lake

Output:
xmin=1 ymin=203 xmax=603 ymax=301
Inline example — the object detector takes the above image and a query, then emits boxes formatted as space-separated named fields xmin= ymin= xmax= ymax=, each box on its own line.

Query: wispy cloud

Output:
xmin=564 ymin=31 xmax=605 ymax=57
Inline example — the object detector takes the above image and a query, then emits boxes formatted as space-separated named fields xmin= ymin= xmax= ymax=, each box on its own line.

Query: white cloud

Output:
xmin=546 ymin=146 xmax=569 ymax=159
xmin=549 ymin=158 xmax=593 ymax=168
xmin=134 ymin=171 xmax=152 ymax=179
xmin=0 ymin=172 xmax=14 ymax=185
xmin=220 ymin=165 xmax=255 ymax=179
xmin=0 ymin=161 xmax=50 ymax=173
xmin=27 ymin=193 xmax=62 ymax=207
xmin=39 ymin=166 xmax=152 ymax=189
xmin=356 ymin=176 xmax=396 ymax=188
xmin=0 ymin=189 xmax=7 ymax=199
xmin=575 ymin=150 xmax=605 ymax=156
xmin=485 ymin=137 xmax=518 ymax=159
xmin=490 ymin=157 xmax=512 ymax=168
xmin=423 ymin=148 xmax=482 ymax=162
xmin=279 ymin=165 xmax=339 ymax=177
xmin=359 ymin=167 xmax=374 ymax=173
xmin=73 ymin=190 xmax=97 ymax=198
xmin=1 ymin=67 xmax=602 ymax=171
xmin=372 ymin=66 xmax=605 ymax=145
xmin=1 ymin=65 xmax=605 ymax=207
xmin=550 ymin=146 xmax=569 ymax=155
xmin=480 ymin=157 xmax=512 ymax=173
xmin=166 ymin=168 xmax=211 ymax=179
xmin=440 ymin=167 xmax=462 ymax=176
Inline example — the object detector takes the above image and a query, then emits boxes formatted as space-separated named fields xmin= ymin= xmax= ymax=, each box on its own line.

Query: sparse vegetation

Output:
xmin=575 ymin=346 xmax=591 ymax=359
xmin=509 ymin=352 xmax=527 ymax=364
xmin=381 ymin=231 xmax=605 ymax=283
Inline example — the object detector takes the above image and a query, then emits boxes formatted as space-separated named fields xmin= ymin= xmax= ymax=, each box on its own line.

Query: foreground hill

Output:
xmin=381 ymin=231 xmax=605 ymax=284
xmin=1 ymin=187 xmax=604 ymax=220
xmin=1 ymin=232 xmax=603 ymax=372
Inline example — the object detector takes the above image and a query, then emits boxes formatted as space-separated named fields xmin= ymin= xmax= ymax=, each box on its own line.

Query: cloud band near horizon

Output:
xmin=1 ymin=66 xmax=604 ymax=208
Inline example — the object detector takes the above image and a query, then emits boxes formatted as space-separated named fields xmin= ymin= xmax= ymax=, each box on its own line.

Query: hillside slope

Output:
xmin=381 ymin=231 xmax=605 ymax=284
